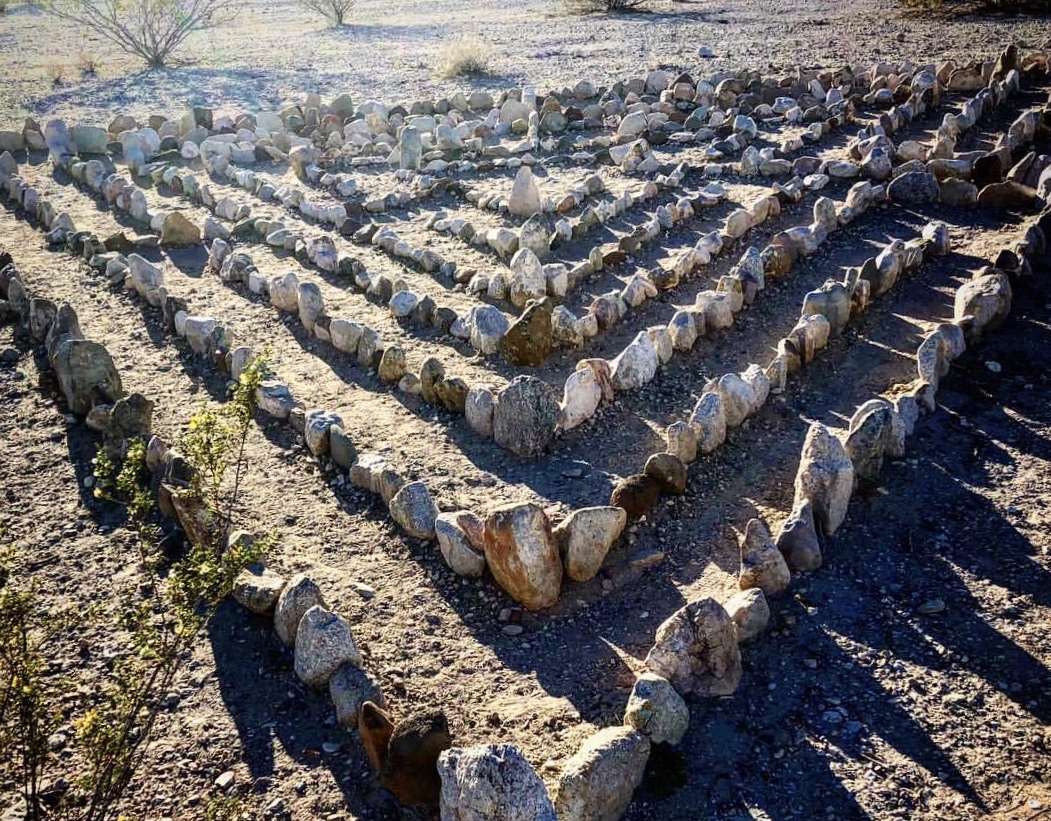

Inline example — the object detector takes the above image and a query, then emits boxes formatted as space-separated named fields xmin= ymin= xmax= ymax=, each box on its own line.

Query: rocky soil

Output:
xmin=1 ymin=3 xmax=1051 ymax=821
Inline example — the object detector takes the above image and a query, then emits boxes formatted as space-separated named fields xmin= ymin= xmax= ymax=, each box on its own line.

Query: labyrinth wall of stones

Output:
xmin=2 ymin=41 xmax=1051 ymax=819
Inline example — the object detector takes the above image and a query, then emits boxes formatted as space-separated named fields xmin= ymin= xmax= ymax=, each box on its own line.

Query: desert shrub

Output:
xmin=564 ymin=0 xmax=650 ymax=13
xmin=298 ymin=0 xmax=354 ymax=26
xmin=1 ymin=357 xmax=271 ymax=821
xmin=45 ymin=61 xmax=66 ymax=84
xmin=42 ymin=0 xmax=241 ymax=67
xmin=77 ymin=50 xmax=102 ymax=76
xmin=436 ymin=39 xmax=489 ymax=79
xmin=899 ymin=0 xmax=1049 ymax=12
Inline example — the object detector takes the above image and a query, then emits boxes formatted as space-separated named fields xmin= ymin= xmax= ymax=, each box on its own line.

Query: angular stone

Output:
xmin=610 ymin=332 xmax=659 ymax=391
xmin=330 ymin=663 xmax=386 ymax=728
xmin=53 ymin=339 xmax=123 ymax=415
xmin=793 ymin=423 xmax=854 ymax=535
xmin=688 ymin=391 xmax=726 ymax=455
xmin=775 ymin=499 xmax=822 ymax=571
xmin=723 ymin=587 xmax=770 ymax=642
xmin=508 ymin=166 xmax=542 ymax=217
xmin=954 ymin=272 xmax=1011 ymax=330
xmin=559 ymin=360 xmax=611 ymax=431
xmin=232 ymin=563 xmax=286 ymax=615
xmin=436 ymin=511 xmax=487 ymax=577
xmin=465 ymin=385 xmax=495 ymax=437
xmin=500 ymin=298 xmax=553 ymax=366
xmin=738 ymin=518 xmax=791 ymax=596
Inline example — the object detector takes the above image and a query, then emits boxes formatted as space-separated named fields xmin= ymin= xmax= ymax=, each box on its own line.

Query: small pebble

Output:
xmin=985 ymin=360 xmax=1002 ymax=373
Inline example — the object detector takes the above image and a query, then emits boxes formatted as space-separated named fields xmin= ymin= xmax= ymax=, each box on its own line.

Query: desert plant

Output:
xmin=42 ymin=0 xmax=241 ymax=67
xmin=298 ymin=0 xmax=354 ymax=26
xmin=436 ymin=39 xmax=489 ymax=79
xmin=77 ymin=50 xmax=102 ymax=76
xmin=0 ymin=542 xmax=76 ymax=821
xmin=563 ymin=0 xmax=650 ymax=13
xmin=45 ymin=61 xmax=66 ymax=85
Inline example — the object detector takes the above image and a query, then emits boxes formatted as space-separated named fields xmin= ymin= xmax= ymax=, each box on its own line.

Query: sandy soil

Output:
xmin=1 ymin=2 xmax=1050 ymax=820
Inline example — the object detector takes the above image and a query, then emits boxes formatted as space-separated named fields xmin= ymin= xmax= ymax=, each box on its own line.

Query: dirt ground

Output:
xmin=1 ymin=0 xmax=1051 ymax=819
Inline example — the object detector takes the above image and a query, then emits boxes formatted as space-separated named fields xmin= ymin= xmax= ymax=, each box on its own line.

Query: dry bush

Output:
xmin=436 ymin=39 xmax=489 ymax=79
xmin=900 ymin=0 xmax=1049 ymax=13
xmin=45 ymin=60 xmax=66 ymax=84
xmin=563 ymin=0 xmax=651 ymax=13
xmin=298 ymin=0 xmax=354 ymax=25
xmin=77 ymin=50 xmax=102 ymax=76
xmin=43 ymin=0 xmax=241 ymax=67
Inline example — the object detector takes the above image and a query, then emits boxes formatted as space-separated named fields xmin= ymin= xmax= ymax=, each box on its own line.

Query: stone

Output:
xmin=330 ymin=664 xmax=386 ymax=728
xmin=738 ymin=518 xmax=791 ymax=596
xmin=723 ymin=588 xmax=770 ymax=642
xmin=467 ymin=305 xmax=510 ymax=355
xmin=508 ymin=166 xmax=542 ymax=217
xmin=519 ymin=214 xmax=551 ymax=261
xmin=887 ymin=171 xmax=939 ymax=205
xmin=644 ymin=598 xmax=742 ymax=697
xmin=378 ymin=346 xmax=407 ymax=383
xmin=500 ymin=298 xmax=553 ymax=366
xmin=101 ymin=392 xmax=154 ymax=459
xmin=508 ymin=248 xmax=547 ymax=309
xmin=435 ymin=377 xmax=469 ymax=414
xmin=420 ymin=357 xmax=446 ymax=403
xmin=775 ymin=499 xmax=822 ymax=571
xmin=256 ymin=378 xmax=296 ymax=419
xmin=609 ymin=474 xmax=662 ymax=521
xmin=492 ymin=375 xmax=559 ymax=458
xmin=610 ymin=332 xmax=659 ymax=391
xmin=389 ymin=481 xmax=439 ymax=539
xmin=559 ymin=360 xmax=611 ymax=431
xmin=436 ymin=511 xmax=487 ymax=577
xmin=554 ymin=506 xmax=627 ymax=582
xmin=668 ymin=310 xmax=698 ymax=352
xmin=793 ymin=423 xmax=854 ymax=535
xmin=666 ymin=421 xmax=698 ymax=464
xmin=706 ymin=372 xmax=756 ymax=428
xmin=954 ymin=272 xmax=1011 ymax=331
xmin=160 ymin=212 xmax=201 ymax=246
xmin=623 ymin=672 xmax=689 ymax=745
xmin=644 ymin=452 xmax=687 ymax=495
xmin=294 ymin=605 xmax=363 ymax=689
xmin=483 ymin=502 xmax=562 ymax=610
xmin=465 ymin=385 xmax=496 ymax=438
xmin=232 ymin=563 xmax=286 ymax=615
xmin=976 ymin=181 xmax=1037 ymax=211
xmin=53 ymin=339 xmax=123 ymax=415
xmin=688 ymin=391 xmax=726 ymax=455
xmin=304 ymin=409 xmax=341 ymax=457
xmin=940 ymin=178 xmax=978 ymax=207
xmin=438 ymin=744 xmax=556 ymax=821
xmin=554 ymin=727 xmax=650 ymax=821
xmin=274 ymin=574 xmax=326 ymax=647
xmin=329 ymin=425 xmax=358 ymax=469
xmin=298 ymin=283 xmax=325 ymax=333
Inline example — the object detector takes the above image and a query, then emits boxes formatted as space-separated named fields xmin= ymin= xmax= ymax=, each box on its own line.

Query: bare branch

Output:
xmin=297 ymin=0 xmax=355 ymax=27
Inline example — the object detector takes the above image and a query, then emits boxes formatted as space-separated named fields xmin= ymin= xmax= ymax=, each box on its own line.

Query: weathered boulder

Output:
xmin=232 ymin=563 xmax=286 ymax=615
xmin=610 ymin=332 xmax=659 ymax=391
xmin=954 ymin=272 xmax=1011 ymax=331
xmin=160 ymin=212 xmax=201 ymax=246
xmin=644 ymin=452 xmax=687 ymax=494
xmin=508 ymin=166 xmax=543 ymax=217
xmin=554 ymin=727 xmax=650 ymax=821
xmin=560 ymin=360 xmax=612 ymax=431
xmin=775 ymin=499 xmax=822 ymax=571
xmin=644 ymin=598 xmax=742 ymax=697
xmin=330 ymin=663 xmax=386 ymax=728
xmin=484 ymin=502 xmax=562 ymax=610
xmin=500 ymin=297 xmax=553 ymax=366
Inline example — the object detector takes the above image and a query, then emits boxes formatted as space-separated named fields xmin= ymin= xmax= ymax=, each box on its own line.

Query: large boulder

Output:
xmin=610 ymin=332 xmax=659 ymax=391
xmin=484 ymin=502 xmax=562 ymax=610
xmin=492 ymin=375 xmax=559 ymax=458
xmin=793 ymin=423 xmax=855 ymax=535
xmin=554 ymin=727 xmax=650 ymax=821
xmin=52 ymin=338 xmax=123 ymax=415
xmin=954 ymin=272 xmax=1011 ymax=331
xmin=160 ymin=212 xmax=201 ymax=246
xmin=438 ymin=744 xmax=556 ymax=821
xmin=554 ymin=506 xmax=627 ymax=582
xmin=500 ymin=297 xmax=553 ymax=366
xmin=644 ymin=597 xmax=742 ymax=697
